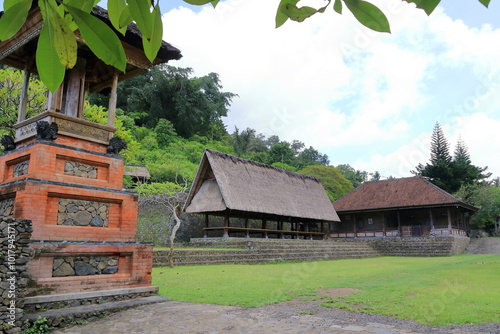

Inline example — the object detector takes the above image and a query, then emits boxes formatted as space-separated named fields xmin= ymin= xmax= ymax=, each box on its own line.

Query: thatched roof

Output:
xmin=124 ymin=165 xmax=151 ymax=178
xmin=333 ymin=176 xmax=478 ymax=213
xmin=0 ymin=5 xmax=182 ymax=92
xmin=184 ymin=149 xmax=340 ymax=223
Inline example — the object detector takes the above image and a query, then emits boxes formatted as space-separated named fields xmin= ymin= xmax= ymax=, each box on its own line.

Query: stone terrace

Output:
xmin=154 ymin=236 xmax=470 ymax=267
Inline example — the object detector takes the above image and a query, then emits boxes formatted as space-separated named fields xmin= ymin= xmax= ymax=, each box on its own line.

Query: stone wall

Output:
xmin=369 ymin=236 xmax=470 ymax=257
xmin=57 ymin=199 xmax=109 ymax=227
xmin=0 ymin=218 xmax=32 ymax=334
xmin=64 ymin=161 xmax=97 ymax=179
xmin=0 ymin=199 xmax=14 ymax=219
xmin=52 ymin=256 xmax=118 ymax=277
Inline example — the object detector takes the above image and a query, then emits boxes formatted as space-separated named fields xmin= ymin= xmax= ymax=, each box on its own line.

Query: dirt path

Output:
xmin=51 ymin=300 xmax=500 ymax=334
xmin=465 ymin=238 xmax=500 ymax=254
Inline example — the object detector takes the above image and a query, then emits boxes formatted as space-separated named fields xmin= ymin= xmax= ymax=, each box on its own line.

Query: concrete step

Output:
xmin=23 ymin=296 xmax=169 ymax=329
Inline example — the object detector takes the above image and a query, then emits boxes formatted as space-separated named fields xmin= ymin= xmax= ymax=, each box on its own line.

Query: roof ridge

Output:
xmin=205 ymin=149 xmax=321 ymax=183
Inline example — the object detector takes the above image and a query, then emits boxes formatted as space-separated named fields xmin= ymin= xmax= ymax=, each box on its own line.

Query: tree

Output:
xmin=413 ymin=123 xmax=490 ymax=193
xmin=115 ymin=65 xmax=236 ymax=139
xmin=450 ymin=138 xmax=491 ymax=190
xmin=0 ymin=68 xmax=47 ymax=136
xmin=413 ymin=122 xmax=455 ymax=191
xmin=0 ymin=0 xmax=490 ymax=91
xmin=369 ymin=171 xmax=381 ymax=182
xmin=455 ymin=184 xmax=500 ymax=235
xmin=136 ymin=181 xmax=189 ymax=267
xmin=336 ymin=164 xmax=367 ymax=188
xmin=298 ymin=165 xmax=354 ymax=201
xmin=296 ymin=146 xmax=330 ymax=168
xmin=266 ymin=141 xmax=296 ymax=166
xmin=154 ymin=118 xmax=177 ymax=147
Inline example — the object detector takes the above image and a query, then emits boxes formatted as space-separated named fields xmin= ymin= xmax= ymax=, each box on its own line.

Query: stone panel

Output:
xmin=53 ymin=256 xmax=120 ymax=277
xmin=57 ymin=199 xmax=109 ymax=227
xmin=64 ymin=161 xmax=98 ymax=179
xmin=0 ymin=198 xmax=14 ymax=218
xmin=13 ymin=160 xmax=29 ymax=177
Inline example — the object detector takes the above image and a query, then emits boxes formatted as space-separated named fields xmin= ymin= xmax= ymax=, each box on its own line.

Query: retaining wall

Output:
xmin=154 ymin=236 xmax=471 ymax=267
xmin=369 ymin=236 xmax=470 ymax=257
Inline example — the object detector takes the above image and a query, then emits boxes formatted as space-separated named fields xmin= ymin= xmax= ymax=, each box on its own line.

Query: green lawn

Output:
xmin=152 ymin=255 xmax=500 ymax=326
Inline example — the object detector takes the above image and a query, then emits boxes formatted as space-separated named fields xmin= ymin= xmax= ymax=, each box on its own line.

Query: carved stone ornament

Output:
xmin=1 ymin=135 xmax=16 ymax=152
xmin=107 ymin=137 xmax=127 ymax=155
xmin=36 ymin=121 xmax=59 ymax=141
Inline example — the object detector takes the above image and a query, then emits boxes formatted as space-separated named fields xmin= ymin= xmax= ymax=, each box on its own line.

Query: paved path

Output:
xmin=52 ymin=300 xmax=499 ymax=334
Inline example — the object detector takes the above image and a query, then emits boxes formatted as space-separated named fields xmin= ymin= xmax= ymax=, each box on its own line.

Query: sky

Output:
xmin=153 ymin=0 xmax=500 ymax=180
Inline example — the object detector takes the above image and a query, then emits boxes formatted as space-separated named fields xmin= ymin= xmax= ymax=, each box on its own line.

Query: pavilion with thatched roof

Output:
xmin=184 ymin=149 xmax=340 ymax=239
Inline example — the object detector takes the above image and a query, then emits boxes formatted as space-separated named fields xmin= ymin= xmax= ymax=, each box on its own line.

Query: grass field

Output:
xmin=152 ymin=255 xmax=500 ymax=326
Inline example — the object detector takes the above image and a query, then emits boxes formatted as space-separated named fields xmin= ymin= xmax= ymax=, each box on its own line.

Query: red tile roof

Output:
xmin=333 ymin=176 xmax=477 ymax=212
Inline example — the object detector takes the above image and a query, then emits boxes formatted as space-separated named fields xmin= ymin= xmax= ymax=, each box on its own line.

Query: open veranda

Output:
xmin=153 ymin=255 xmax=500 ymax=326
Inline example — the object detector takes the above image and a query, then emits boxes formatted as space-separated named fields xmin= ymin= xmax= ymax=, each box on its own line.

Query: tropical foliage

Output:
xmin=0 ymin=68 xmax=47 ymax=136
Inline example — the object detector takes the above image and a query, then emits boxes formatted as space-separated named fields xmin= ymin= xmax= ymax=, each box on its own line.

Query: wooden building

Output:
xmin=332 ymin=176 xmax=477 ymax=238
xmin=184 ymin=149 xmax=340 ymax=239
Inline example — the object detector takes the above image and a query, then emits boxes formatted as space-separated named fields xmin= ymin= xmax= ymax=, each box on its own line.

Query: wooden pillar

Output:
xmin=397 ymin=211 xmax=401 ymax=236
xmin=429 ymin=209 xmax=434 ymax=235
xmin=47 ymin=86 xmax=63 ymax=112
xmin=382 ymin=213 xmax=386 ymax=237
xmin=244 ymin=218 xmax=250 ymax=238
xmin=262 ymin=219 xmax=268 ymax=239
xmin=204 ymin=214 xmax=209 ymax=238
xmin=353 ymin=215 xmax=357 ymax=238
xmin=223 ymin=212 xmax=230 ymax=238
xmin=447 ymin=207 xmax=452 ymax=235
xmin=279 ymin=221 xmax=284 ymax=239
xmin=17 ymin=66 xmax=30 ymax=123
xmin=64 ymin=58 xmax=86 ymax=118
xmin=107 ymin=72 xmax=119 ymax=128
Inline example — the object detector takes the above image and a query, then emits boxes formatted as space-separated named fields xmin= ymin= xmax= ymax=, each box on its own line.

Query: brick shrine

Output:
xmin=0 ymin=5 xmax=181 ymax=296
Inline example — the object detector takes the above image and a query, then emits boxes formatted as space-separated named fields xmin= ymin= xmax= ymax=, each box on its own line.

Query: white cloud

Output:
xmin=162 ymin=0 xmax=500 ymax=179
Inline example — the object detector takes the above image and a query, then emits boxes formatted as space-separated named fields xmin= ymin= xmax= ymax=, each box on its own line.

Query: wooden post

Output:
xmin=223 ymin=212 xmax=230 ymax=238
xmin=17 ymin=66 xmax=30 ymax=123
xmin=204 ymin=214 xmax=209 ymax=238
xmin=244 ymin=218 xmax=250 ymax=238
xmin=429 ymin=210 xmax=434 ymax=235
xmin=47 ymin=86 xmax=63 ymax=112
xmin=397 ymin=211 xmax=401 ymax=236
xmin=382 ymin=213 xmax=386 ymax=237
xmin=107 ymin=72 xmax=119 ymax=128
xmin=64 ymin=58 xmax=86 ymax=118
xmin=262 ymin=219 xmax=268 ymax=239
xmin=447 ymin=207 xmax=452 ymax=235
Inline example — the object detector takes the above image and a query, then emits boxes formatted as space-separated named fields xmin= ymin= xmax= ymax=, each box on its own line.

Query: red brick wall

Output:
xmin=1 ymin=142 xmax=123 ymax=190
xmin=28 ymin=243 xmax=153 ymax=294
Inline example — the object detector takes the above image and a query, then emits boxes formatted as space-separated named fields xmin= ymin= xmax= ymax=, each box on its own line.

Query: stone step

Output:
xmin=23 ymin=296 xmax=169 ymax=329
